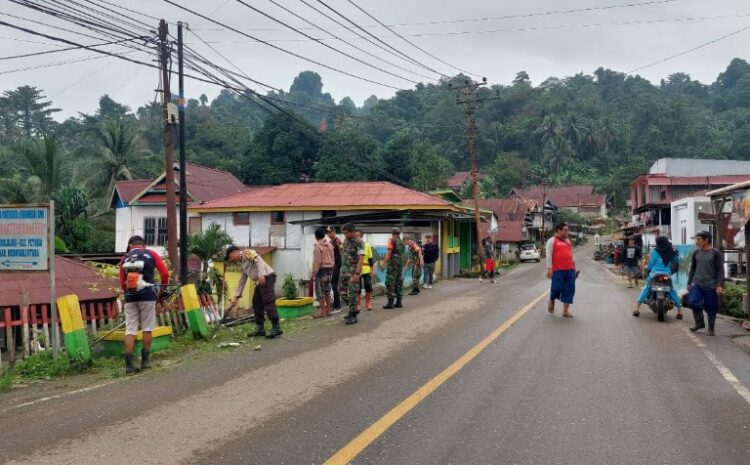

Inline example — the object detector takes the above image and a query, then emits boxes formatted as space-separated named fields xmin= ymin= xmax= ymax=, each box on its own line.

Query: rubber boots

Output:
xmin=344 ymin=309 xmax=358 ymax=325
xmin=689 ymin=310 xmax=705 ymax=332
xmin=383 ymin=298 xmax=395 ymax=309
xmin=125 ymin=353 xmax=139 ymax=375
xmin=365 ymin=293 xmax=373 ymax=311
xmin=141 ymin=350 xmax=151 ymax=370
xmin=249 ymin=323 xmax=266 ymax=338
xmin=707 ymin=312 xmax=716 ymax=336
xmin=409 ymin=287 xmax=420 ymax=296
xmin=395 ymin=297 xmax=403 ymax=308
xmin=266 ymin=319 xmax=283 ymax=339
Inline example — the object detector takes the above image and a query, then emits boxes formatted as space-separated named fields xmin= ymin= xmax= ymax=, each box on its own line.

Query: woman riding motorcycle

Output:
xmin=633 ymin=236 xmax=684 ymax=319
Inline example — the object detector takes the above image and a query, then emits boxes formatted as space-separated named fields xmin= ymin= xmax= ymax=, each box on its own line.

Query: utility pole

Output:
xmin=449 ymin=78 xmax=500 ymax=262
xmin=158 ymin=20 xmax=178 ymax=271
xmin=177 ymin=21 xmax=188 ymax=284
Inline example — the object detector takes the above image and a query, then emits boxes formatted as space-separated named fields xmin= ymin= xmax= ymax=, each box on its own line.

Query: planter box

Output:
xmin=97 ymin=326 xmax=173 ymax=357
xmin=276 ymin=297 xmax=315 ymax=319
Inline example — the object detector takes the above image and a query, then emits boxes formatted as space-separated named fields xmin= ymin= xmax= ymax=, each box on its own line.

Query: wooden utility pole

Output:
xmin=158 ymin=20 xmax=178 ymax=269
xmin=449 ymin=78 xmax=500 ymax=262
xmin=177 ymin=21 xmax=188 ymax=284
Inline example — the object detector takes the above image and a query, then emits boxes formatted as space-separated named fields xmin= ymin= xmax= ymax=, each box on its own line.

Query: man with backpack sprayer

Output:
xmin=119 ymin=235 xmax=170 ymax=375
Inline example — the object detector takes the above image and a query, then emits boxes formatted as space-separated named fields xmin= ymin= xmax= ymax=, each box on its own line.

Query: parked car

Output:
xmin=519 ymin=244 xmax=541 ymax=262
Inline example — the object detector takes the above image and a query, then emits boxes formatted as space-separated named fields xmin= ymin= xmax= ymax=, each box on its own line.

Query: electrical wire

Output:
xmin=161 ymin=0 xmax=406 ymax=91
xmin=345 ymin=0 xmax=480 ymax=78
xmin=194 ymin=0 xmax=687 ymax=32
xmin=231 ymin=0 xmax=422 ymax=85
xmin=629 ymin=23 xmax=750 ymax=73
xmin=313 ymin=0 xmax=448 ymax=78
xmin=263 ymin=0 xmax=437 ymax=81
xmin=0 ymin=36 xmax=151 ymax=60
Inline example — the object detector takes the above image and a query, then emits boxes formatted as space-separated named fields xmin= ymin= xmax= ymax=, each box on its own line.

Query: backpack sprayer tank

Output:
xmin=122 ymin=260 xmax=155 ymax=292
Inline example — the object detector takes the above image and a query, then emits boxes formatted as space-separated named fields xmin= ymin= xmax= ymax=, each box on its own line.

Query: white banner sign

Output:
xmin=0 ymin=205 xmax=49 ymax=270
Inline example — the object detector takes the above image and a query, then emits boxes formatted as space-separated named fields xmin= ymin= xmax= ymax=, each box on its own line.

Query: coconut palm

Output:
xmin=87 ymin=117 xmax=152 ymax=196
xmin=536 ymin=114 xmax=561 ymax=148
xmin=562 ymin=113 xmax=583 ymax=152
xmin=10 ymin=135 xmax=68 ymax=199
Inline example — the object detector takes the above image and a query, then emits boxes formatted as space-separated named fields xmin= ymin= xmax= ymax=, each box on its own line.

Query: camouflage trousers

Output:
xmin=411 ymin=264 xmax=422 ymax=289
xmin=385 ymin=265 xmax=403 ymax=299
xmin=338 ymin=272 xmax=361 ymax=310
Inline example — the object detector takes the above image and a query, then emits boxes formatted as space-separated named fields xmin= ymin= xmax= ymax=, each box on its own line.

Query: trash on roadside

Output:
xmin=217 ymin=342 xmax=241 ymax=348
xmin=253 ymin=345 xmax=262 ymax=351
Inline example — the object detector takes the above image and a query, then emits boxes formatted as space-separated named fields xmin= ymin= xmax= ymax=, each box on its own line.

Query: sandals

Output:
xmin=632 ymin=311 xmax=640 ymax=317
xmin=562 ymin=313 xmax=574 ymax=318
xmin=676 ymin=313 xmax=683 ymax=320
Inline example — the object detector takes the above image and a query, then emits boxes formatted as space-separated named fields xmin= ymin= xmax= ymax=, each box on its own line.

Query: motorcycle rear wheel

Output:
xmin=656 ymin=299 xmax=666 ymax=322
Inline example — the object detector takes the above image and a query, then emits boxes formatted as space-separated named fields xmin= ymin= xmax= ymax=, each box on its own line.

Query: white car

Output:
xmin=519 ymin=244 xmax=541 ymax=262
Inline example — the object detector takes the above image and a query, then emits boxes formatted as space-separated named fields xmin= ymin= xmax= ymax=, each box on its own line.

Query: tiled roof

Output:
xmin=0 ymin=256 xmax=118 ymax=307
xmin=475 ymin=198 xmax=534 ymax=221
xmin=497 ymin=220 xmax=526 ymax=242
xmin=113 ymin=180 xmax=150 ymax=203
xmin=192 ymin=182 xmax=454 ymax=211
xmin=512 ymin=185 xmax=604 ymax=208
xmin=447 ymin=171 xmax=484 ymax=189
xmin=114 ymin=163 xmax=247 ymax=206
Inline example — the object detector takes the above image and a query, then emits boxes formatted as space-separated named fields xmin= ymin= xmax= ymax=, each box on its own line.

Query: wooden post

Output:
xmin=49 ymin=200 xmax=59 ymax=357
xmin=41 ymin=304 xmax=50 ymax=350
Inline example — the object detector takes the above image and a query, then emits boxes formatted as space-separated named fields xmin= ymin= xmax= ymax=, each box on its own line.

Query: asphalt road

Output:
xmin=2 ymin=245 xmax=750 ymax=465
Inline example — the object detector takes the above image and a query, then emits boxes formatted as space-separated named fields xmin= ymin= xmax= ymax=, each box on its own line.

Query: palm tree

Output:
xmin=88 ymin=117 xmax=151 ymax=196
xmin=10 ymin=135 xmax=68 ymax=199
xmin=188 ymin=223 xmax=234 ymax=283
xmin=536 ymin=114 xmax=561 ymax=148
xmin=562 ymin=113 xmax=583 ymax=153
xmin=580 ymin=120 xmax=599 ymax=159
xmin=598 ymin=116 xmax=619 ymax=151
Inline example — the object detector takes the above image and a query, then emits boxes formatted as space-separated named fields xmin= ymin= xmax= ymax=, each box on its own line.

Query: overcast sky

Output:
xmin=1 ymin=0 xmax=749 ymax=119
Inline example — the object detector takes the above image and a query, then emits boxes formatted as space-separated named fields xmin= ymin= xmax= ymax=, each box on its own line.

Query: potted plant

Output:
xmin=275 ymin=273 xmax=314 ymax=318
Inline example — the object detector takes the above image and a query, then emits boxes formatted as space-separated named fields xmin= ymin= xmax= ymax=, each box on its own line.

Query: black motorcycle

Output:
xmin=646 ymin=273 xmax=675 ymax=322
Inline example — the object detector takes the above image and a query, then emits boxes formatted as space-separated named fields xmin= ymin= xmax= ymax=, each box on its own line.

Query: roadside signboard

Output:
xmin=0 ymin=205 xmax=49 ymax=271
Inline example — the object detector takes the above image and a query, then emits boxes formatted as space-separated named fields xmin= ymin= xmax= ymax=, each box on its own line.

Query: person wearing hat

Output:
xmin=687 ymin=231 xmax=725 ymax=336
xmin=381 ymin=228 xmax=405 ymax=309
xmin=226 ymin=246 xmax=283 ymax=338
xmin=118 ymin=235 xmax=170 ymax=375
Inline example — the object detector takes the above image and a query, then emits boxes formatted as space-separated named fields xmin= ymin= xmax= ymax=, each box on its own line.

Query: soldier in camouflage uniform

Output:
xmin=405 ymin=238 xmax=424 ymax=296
xmin=339 ymin=223 xmax=365 ymax=325
xmin=382 ymin=228 xmax=405 ymax=309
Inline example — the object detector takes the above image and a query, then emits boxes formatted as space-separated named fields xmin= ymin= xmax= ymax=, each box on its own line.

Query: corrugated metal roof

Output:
xmin=192 ymin=182 xmax=454 ymax=211
xmin=638 ymin=174 xmax=749 ymax=186
xmin=447 ymin=171 xmax=484 ymax=189
xmin=476 ymin=198 xmax=534 ymax=221
xmin=0 ymin=256 xmax=118 ymax=307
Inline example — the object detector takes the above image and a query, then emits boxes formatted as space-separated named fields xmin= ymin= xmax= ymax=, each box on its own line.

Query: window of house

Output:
xmin=233 ymin=212 xmax=250 ymax=226
xmin=143 ymin=217 xmax=167 ymax=246
xmin=660 ymin=190 xmax=667 ymax=201
xmin=271 ymin=211 xmax=285 ymax=225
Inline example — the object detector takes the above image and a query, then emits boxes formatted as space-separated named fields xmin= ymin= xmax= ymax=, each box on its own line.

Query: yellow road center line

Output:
xmin=324 ymin=290 xmax=548 ymax=465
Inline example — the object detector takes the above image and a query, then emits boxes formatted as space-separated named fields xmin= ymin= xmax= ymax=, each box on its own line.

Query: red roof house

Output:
xmin=447 ymin=171 xmax=484 ymax=191
xmin=193 ymin=181 xmax=456 ymax=212
xmin=111 ymin=163 xmax=248 ymax=253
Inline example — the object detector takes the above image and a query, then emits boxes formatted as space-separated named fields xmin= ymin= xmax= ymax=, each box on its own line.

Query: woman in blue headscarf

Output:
xmin=633 ymin=236 xmax=683 ymax=319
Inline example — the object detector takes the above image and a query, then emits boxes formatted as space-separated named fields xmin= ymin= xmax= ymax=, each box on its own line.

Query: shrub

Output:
xmin=722 ymin=282 xmax=747 ymax=319
xmin=281 ymin=273 xmax=298 ymax=300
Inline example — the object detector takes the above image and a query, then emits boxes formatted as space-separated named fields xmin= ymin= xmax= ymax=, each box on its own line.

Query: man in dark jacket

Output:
xmin=422 ymin=234 xmax=439 ymax=289
xmin=327 ymin=226 xmax=343 ymax=313
xmin=119 ymin=235 xmax=169 ymax=375
xmin=688 ymin=231 xmax=725 ymax=336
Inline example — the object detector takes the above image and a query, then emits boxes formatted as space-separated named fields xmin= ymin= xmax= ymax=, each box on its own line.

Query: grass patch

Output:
xmin=0 ymin=315 xmax=330 ymax=391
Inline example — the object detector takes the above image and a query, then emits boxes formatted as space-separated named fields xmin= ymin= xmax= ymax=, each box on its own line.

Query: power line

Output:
xmin=345 ymin=0 xmax=480 ymax=78
xmin=629 ymin=23 xmax=750 ymax=73
xmin=313 ymin=0 xmax=448 ymax=78
xmin=231 ymin=0 xmax=422 ymax=85
xmin=161 ymin=0 xmax=406 ymax=91
xmin=187 ymin=13 xmax=750 ymax=43
xmin=0 ymin=48 xmax=138 ymax=75
xmin=263 ymin=0 xmax=437 ymax=81
xmin=194 ymin=0 xmax=686 ymax=32
xmin=0 ymin=36 xmax=150 ymax=60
